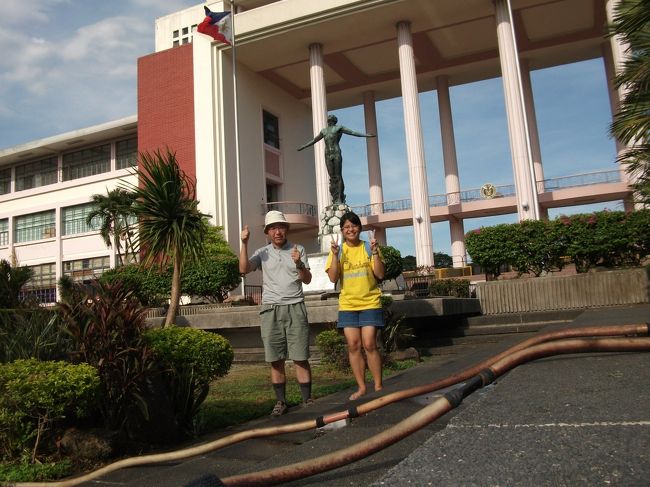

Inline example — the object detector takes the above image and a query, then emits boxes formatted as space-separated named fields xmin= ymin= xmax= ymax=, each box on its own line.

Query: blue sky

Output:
xmin=0 ymin=1 xmax=621 ymax=259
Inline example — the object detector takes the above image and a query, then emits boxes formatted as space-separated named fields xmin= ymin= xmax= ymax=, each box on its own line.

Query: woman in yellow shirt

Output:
xmin=325 ymin=212 xmax=385 ymax=400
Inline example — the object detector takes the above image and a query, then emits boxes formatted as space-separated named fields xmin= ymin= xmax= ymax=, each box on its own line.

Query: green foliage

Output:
xmin=315 ymin=329 xmax=349 ymax=372
xmin=609 ymin=0 xmax=650 ymax=205
xmin=465 ymin=224 xmax=514 ymax=277
xmin=429 ymin=279 xmax=471 ymax=298
xmin=0 ymin=458 xmax=72 ymax=482
xmin=380 ymin=295 xmax=413 ymax=354
xmin=401 ymin=255 xmax=417 ymax=271
xmin=0 ymin=309 xmax=71 ymax=364
xmin=466 ymin=210 xmax=650 ymax=275
xmin=559 ymin=210 xmax=650 ymax=272
xmin=508 ymin=219 xmax=567 ymax=276
xmin=145 ymin=327 xmax=233 ymax=435
xmin=100 ymin=264 xmax=170 ymax=307
xmin=0 ymin=359 xmax=99 ymax=461
xmin=379 ymin=245 xmax=402 ymax=282
xmin=87 ymin=188 xmax=138 ymax=266
xmin=0 ymin=260 xmax=34 ymax=309
xmin=57 ymin=277 xmax=157 ymax=434
xmin=433 ymin=252 xmax=453 ymax=268
xmin=100 ymin=226 xmax=240 ymax=305
xmin=181 ymin=225 xmax=241 ymax=303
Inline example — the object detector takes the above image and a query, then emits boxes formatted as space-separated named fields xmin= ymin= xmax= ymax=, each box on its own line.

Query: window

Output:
xmin=263 ymin=111 xmax=280 ymax=149
xmin=0 ymin=168 xmax=10 ymax=195
xmin=0 ymin=219 xmax=8 ymax=246
xmin=62 ymin=144 xmax=110 ymax=181
xmin=63 ymin=256 xmax=110 ymax=284
xmin=20 ymin=263 xmax=56 ymax=304
xmin=62 ymin=203 xmax=101 ymax=236
xmin=15 ymin=157 xmax=58 ymax=191
xmin=15 ymin=210 xmax=56 ymax=243
xmin=116 ymin=138 xmax=137 ymax=169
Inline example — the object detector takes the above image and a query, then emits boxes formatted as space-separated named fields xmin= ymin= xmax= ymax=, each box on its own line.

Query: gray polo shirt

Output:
xmin=249 ymin=240 xmax=309 ymax=305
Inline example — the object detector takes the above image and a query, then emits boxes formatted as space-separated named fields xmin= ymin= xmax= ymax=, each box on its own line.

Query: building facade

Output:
xmin=0 ymin=0 xmax=634 ymax=301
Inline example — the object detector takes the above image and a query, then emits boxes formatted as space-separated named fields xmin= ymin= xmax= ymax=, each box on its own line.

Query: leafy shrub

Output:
xmin=181 ymin=225 xmax=241 ymax=303
xmin=100 ymin=264 xmax=170 ymax=307
xmin=465 ymin=224 xmax=514 ymax=278
xmin=429 ymin=279 xmax=471 ymax=298
xmin=0 ymin=359 xmax=99 ymax=461
xmin=379 ymin=245 xmax=403 ymax=282
xmin=145 ymin=327 xmax=234 ymax=435
xmin=57 ymin=277 xmax=157 ymax=435
xmin=315 ymin=329 xmax=349 ymax=372
xmin=466 ymin=210 xmax=650 ymax=276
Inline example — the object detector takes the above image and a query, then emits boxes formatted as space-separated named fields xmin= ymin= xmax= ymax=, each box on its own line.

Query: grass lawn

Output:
xmin=195 ymin=360 xmax=418 ymax=434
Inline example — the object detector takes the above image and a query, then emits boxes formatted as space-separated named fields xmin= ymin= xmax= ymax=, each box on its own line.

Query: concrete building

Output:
xmin=0 ymin=0 xmax=634 ymax=302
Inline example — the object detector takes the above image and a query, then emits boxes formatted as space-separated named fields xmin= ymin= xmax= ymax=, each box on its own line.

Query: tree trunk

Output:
xmin=165 ymin=257 xmax=182 ymax=327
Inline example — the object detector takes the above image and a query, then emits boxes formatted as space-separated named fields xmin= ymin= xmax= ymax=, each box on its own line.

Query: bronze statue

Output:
xmin=298 ymin=114 xmax=375 ymax=205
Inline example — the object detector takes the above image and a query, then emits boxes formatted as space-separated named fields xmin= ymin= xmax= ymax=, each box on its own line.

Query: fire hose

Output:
xmin=11 ymin=323 xmax=650 ymax=487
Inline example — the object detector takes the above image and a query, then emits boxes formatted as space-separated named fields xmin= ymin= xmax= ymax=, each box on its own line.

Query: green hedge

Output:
xmin=0 ymin=359 xmax=99 ymax=461
xmin=145 ymin=326 xmax=234 ymax=435
xmin=466 ymin=210 xmax=650 ymax=276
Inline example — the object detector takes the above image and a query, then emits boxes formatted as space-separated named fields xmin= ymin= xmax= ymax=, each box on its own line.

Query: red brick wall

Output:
xmin=137 ymin=44 xmax=196 ymax=183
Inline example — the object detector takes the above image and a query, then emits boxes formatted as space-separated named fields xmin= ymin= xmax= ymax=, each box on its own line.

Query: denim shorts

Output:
xmin=337 ymin=308 xmax=384 ymax=328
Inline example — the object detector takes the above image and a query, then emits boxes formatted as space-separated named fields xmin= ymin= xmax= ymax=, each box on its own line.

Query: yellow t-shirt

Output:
xmin=325 ymin=242 xmax=382 ymax=311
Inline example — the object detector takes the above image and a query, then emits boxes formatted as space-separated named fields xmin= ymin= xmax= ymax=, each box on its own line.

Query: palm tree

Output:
xmin=609 ymin=0 xmax=650 ymax=205
xmin=0 ymin=259 xmax=33 ymax=308
xmin=87 ymin=188 xmax=138 ymax=265
xmin=124 ymin=149 xmax=210 ymax=326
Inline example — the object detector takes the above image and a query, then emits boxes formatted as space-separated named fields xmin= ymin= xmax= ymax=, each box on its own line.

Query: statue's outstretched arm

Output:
xmin=341 ymin=126 xmax=375 ymax=138
xmin=297 ymin=132 xmax=324 ymax=151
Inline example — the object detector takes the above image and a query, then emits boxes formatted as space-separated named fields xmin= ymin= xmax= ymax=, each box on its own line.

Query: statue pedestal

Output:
xmin=318 ymin=203 xmax=350 ymax=253
xmin=303 ymin=203 xmax=350 ymax=293
xmin=302 ymin=252 xmax=335 ymax=294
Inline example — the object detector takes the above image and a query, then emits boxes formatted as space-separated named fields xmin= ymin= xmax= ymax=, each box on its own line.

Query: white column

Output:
xmin=436 ymin=75 xmax=466 ymax=267
xmin=519 ymin=61 xmax=548 ymax=219
xmin=494 ymin=0 xmax=539 ymax=221
xmin=307 ymin=43 xmax=330 ymax=219
xmin=397 ymin=21 xmax=434 ymax=267
xmin=363 ymin=91 xmax=386 ymax=245
xmin=449 ymin=216 xmax=467 ymax=268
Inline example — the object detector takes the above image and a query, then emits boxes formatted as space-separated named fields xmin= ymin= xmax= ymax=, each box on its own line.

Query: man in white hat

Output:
xmin=239 ymin=210 xmax=313 ymax=416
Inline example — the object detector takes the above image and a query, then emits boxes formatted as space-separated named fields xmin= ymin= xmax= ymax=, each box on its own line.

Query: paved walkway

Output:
xmin=82 ymin=304 xmax=650 ymax=487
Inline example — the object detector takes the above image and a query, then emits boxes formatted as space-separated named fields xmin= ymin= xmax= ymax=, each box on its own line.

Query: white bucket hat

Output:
xmin=264 ymin=210 xmax=289 ymax=233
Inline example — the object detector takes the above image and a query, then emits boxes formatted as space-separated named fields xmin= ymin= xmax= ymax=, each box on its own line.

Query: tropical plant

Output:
xmin=86 ymin=188 xmax=138 ymax=266
xmin=57 ymin=277 xmax=157 ymax=434
xmin=123 ymin=149 xmax=211 ymax=326
xmin=609 ymin=0 xmax=650 ymax=205
xmin=0 ymin=260 xmax=33 ymax=309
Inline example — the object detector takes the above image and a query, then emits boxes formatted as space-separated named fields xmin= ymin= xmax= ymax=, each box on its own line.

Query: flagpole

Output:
xmin=230 ymin=1 xmax=245 ymax=295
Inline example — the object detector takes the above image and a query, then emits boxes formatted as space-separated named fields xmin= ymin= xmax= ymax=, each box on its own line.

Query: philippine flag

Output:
xmin=197 ymin=6 xmax=232 ymax=45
